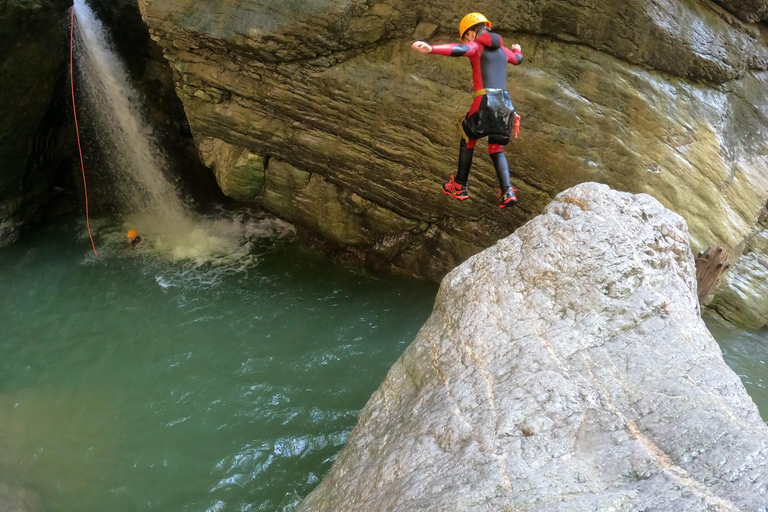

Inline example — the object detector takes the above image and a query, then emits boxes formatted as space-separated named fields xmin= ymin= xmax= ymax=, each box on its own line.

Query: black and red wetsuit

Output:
xmin=432 ymin=32 xmax=522 ymax=138
xmin=431 ymin=32 xmax=523 ymax=191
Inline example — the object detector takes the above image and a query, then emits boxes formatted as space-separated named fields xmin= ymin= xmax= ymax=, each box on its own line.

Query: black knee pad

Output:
xmin=459 ymin=115 xmax=484 ymax=142
xmin=488 ymin=134 xmax=510 ymax=146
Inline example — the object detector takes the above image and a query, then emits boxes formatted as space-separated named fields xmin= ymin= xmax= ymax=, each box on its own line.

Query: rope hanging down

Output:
xmin=70 ymin=8 xmax=98 ymax=257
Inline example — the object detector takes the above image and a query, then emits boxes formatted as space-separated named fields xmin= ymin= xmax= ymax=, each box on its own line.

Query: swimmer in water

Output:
xmin=127 ymin=229 xmax=142 ymax=247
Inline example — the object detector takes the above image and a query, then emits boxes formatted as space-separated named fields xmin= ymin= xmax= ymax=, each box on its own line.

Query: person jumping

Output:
xmin=412 ymin=13 xmax=523 ymax=208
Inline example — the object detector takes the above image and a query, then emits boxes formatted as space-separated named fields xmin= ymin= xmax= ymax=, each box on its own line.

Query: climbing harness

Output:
xmin=70 ymin=8 xmax=98 ymax=256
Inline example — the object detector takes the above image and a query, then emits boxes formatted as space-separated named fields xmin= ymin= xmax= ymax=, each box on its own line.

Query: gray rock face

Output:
xmin=713 ymin=0 xmax=768 ymax=23
xmin=708 ymin=252 xmax=768 ymax=330
xmin=299 ymin=183 xmax=768 ymax=512
xmin=136 ymin=0 xmax=768 ymax=280
xmin=197 ymin=136 xmax=265 ymax=202
xmin=706 ymin=207 xmax=768 ymax=329
xmin=0 ymin=0 xmax=71 ymax=246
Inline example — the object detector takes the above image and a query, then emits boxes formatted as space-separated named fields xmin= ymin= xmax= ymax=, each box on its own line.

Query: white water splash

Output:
xmin=73 ymin=0 xmax=187 ymax=225
xmin=72 ymin=0 xmax=294 ymax=265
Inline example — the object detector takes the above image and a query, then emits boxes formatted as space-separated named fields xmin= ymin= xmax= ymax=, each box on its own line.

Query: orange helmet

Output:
xmin=127 ymin=229 xmax=138 ymax=239
xmin=459 ymin=13 xmax=491 ymax=39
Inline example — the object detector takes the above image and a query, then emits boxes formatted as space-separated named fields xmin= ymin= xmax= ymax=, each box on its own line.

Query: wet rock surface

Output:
xmin=298 ymin=182 xmax=768 ymax=512
xmin=135 ymin=0 xmax=768 ymax=281
xmin=706 ymin=205 xmax=768 ymax=329
xmin=708 ymin=251 xmax=768 ymax=330
xmin=713 ymin=0 xmax=768 ymax=23
xmin=81 ymin=0 xmax=224 ymax=208
xmin=0 ymin=0 xmax=72 ymax=246
xmin=695 ymin=246 xmax=733 ymax=303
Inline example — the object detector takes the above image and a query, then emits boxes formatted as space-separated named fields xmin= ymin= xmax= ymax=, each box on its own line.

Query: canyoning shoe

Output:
xmin=443 ymin=175 xmax=469 ymax=200
xmin=499 ymin=187 xmax=517 ymax=208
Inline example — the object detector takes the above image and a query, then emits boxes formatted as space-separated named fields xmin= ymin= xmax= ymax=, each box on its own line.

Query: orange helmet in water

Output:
xmin=127 ymin=230 xmax=138 ymax=239
xmin=459 ymin=13 xmax=491 ymax=39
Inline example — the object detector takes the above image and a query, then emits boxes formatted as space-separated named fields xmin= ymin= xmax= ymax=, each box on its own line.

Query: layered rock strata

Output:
xmin=708 ymin=251 xmax=768 ymax=329
xmin=298 ymin=183 xmax=768 ymax=512
xmin=0 ymin=0 xmax=73 ymax=246
xmin=707 ymin=205 xmax=768 ymax=329
xmin=137 ymin=0 xmax=768 ymax=281
xmin=714 ymin=0 xmax=768 ymax=23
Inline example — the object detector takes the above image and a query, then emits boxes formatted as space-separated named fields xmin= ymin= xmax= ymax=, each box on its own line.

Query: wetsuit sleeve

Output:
xmin=430 ymin=43 xmax=477 ymax=57
xmin=504 ymin=46 xmax=523 ymax=65
xmin=476 ymin=32 xmax=502 ymax=50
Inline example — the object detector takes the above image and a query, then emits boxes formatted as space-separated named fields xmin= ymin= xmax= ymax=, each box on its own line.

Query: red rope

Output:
xmin=70 ymin=8 xmax=98 ymax=257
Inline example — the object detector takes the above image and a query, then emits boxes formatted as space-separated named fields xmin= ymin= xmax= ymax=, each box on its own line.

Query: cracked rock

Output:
xmin=298 ymin=182 xmax=768 ymax=512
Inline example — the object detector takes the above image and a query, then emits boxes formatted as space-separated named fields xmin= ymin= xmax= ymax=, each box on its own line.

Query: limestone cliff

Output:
xmin=0 ymin=0 xmax=73 ymax=246
xmin=707 ymin=206 xmax=768 ymax=329
xmin=136 ymin=0 xmax=768 ymax=283
xmin=298 ymin=182 xmax=768 ymax=511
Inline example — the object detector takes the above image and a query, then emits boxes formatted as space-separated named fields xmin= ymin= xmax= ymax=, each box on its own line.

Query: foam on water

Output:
xmin=0 ymin=217 xmax=440 ymax=512
xmin=73 ymin=0 xmax=284 ymax=269
xmin=80 ymin=211 xmax=295 ymax=289
xmin=119 ymin=211 xmax=295 ymax=266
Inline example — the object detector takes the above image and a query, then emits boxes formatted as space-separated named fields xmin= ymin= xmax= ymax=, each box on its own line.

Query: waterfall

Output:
xmin=73 ymin=0 xmax=188 ymax=227
xmin=71 ymin=0 xmax=294 ymax=265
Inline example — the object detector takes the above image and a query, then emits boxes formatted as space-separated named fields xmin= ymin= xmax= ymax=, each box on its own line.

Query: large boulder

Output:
xmin=0 ymin=0 xmax=72 ymax=246
xmin=298 ymin=183 xmax=768 ymax=512
xmin=136 ymin=0 xmax=768 ymax=281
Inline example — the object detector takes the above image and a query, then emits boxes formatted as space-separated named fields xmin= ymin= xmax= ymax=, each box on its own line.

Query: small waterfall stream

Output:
xmin=0 ymin=6 xmax=439 ymax=512
xmin=73 ymin=0 xmax=188 ymax=226
xmin=72 ymin=0 xmax=289 ymax=265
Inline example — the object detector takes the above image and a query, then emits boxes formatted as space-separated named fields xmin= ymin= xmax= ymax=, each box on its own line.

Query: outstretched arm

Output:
xmin=411 ymin=41 xmax=433 ymax=53
xmin=411 ymin=41 xmax=476 ymax=57
xmin=504 ymin=44 xmax=523 ymax=65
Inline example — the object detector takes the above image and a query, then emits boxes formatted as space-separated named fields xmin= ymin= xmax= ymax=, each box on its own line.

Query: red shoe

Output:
xmin=499 ymin=187 xmax=517 ymax=208
xmin=443 ymin=175 xmax=469 ymax=200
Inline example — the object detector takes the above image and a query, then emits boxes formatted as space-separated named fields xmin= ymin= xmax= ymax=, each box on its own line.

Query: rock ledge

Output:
xmin=299 ymin=182 xmax=768 ymax=512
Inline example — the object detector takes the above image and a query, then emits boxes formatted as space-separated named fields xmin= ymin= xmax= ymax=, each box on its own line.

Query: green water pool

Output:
xmin=704 ymin=313 xmax=768 ymax=422
xmin=1 ymin=216 xmax=766 ymax=512
xmin=0 ymin=216 xmax=438 ymax=512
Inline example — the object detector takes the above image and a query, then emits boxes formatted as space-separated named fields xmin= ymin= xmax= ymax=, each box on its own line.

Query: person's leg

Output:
xmin=443 ymin=137 xmax=476 ymax=200
xmin=444 ymin=105 xmax=483 ymax=200
xmin=489 ymin=144 xmax=511 ymax=190
xmin=456 ymin=138 xmax=476 ymax=184
xmin=489 ymin=135 xmax=517 ymax=207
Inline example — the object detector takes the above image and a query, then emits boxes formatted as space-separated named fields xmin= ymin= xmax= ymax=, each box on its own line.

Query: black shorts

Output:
xmin=459 ymin=89 xmax=515 ymax=145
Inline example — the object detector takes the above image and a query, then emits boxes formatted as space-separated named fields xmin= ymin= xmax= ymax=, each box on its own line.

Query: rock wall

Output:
xmin=707 ymin=204 xmax=768 ymax=329
xmin=0 ymin=0 xmax=73 ymax=246
xmin=79 ymin=0 xmax=224 ymax=209
xmin=714 ymin=0 xmax=768 ymax=23
xmin=298 ymin=182 xmax=768 ymax=511
xmin=136 ymin=0 xmax=768 ymax=281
